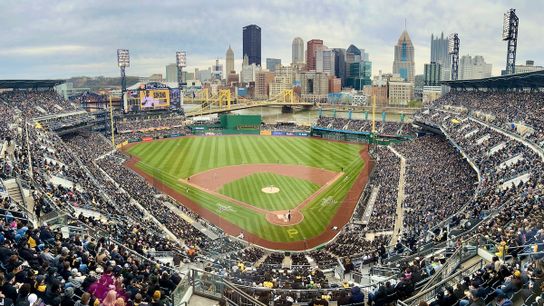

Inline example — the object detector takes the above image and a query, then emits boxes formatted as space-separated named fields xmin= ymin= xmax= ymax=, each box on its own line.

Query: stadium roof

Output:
xmin=0 ymin=80 xmax=65 ymax=89
xmin=442 ymin=70 xmax=544 ymax=89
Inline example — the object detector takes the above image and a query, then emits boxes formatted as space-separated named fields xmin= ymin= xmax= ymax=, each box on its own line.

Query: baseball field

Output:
xmin=124 ymin=135 xmax=370 ymax=250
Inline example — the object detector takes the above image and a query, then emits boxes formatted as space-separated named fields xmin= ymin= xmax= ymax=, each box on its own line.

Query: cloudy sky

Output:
xmin=0 ymin=0 xmax=542 ymax=79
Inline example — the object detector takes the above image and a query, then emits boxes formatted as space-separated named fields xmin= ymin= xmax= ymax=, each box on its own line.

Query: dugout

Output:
xmin=311 ymin=126 xmax=412 ymax=145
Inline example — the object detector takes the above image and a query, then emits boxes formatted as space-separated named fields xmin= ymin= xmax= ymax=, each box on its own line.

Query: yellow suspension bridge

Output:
xmin=185 ymin=89 xmax=314 ymax=118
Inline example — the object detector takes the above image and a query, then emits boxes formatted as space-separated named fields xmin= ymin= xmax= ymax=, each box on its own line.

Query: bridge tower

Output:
xmin=282 ymin=89 xmax=294 ymax=104
xmin=218 ymin=89 xmax=231 ymax=110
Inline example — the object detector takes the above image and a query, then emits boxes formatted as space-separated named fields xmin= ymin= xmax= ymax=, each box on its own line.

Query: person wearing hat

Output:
xmin=150 ymin=290 xmax=162 ymax=306
xmin=501 ymin=270 xmax=524 ymax=294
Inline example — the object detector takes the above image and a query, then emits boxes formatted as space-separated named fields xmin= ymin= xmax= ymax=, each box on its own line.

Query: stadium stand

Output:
xmin=0 ymin=77 xmax=542 ymax=305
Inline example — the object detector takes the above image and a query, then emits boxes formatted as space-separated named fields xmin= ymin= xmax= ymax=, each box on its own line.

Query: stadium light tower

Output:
xmin=176 ymin=51 xmax=187 ymax=89
xmin=448 ymin=33 xmax=460 ymax=81
xmin=502 ymin=8 xmax=519 ymax=75
xmin=117 ymin=49 xmax=130 ymax=92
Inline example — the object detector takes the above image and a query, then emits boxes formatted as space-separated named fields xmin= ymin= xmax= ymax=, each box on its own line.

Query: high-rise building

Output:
xmin=328 ymin=77 xmax=342 ymax=93
xmin=388 ymin=74 xmax=414 ymax=106
xmin=360 ymin=49 xmax=370 ymax=62
xmin=316 ymin=48 xmax=335 ymax=76
xmin=332 ymin=48 xmax=346 ymax=85
xmin=300 ymin=71 xmax=329 ymax=102
xmin=414 ymin=74 xmax=425 ymax=100
xmin=266 ymin=58 xmax=281 ymax=72
xmin=346 ymin=62 xmax=372 ymax=90
xmin=459 ymin=55 xmax=492 ymax=80
xmin=306 ymin=39 xmax=324 ymax=71
xmin=269 ymin=66 xmax=295 ymax=97
xmin=344 ymin=44 xmax=372 ymax=90
xmin=243 ymin=24 xmax=261 ymax=66
xmin=212 ymin=59 xmax=223 ymax=80
xmin=225 ymin=45 xmax=235 ymax=74
xmin=241 ymin=54 xmax=260 ymax=83
xmin=515 ymin=60 xmax=544 ymax=74
xmin=292 ymin=37 xmax=305 ymax=65
xmin=227 ymin=73 xmax=239 ymax=86
xmin=165 ymin=63 xmax=178 ymax=83
xmin=255 ymin=71 xmax=274 ymax=99
xmin=393 ymin=30 xmax=415 ymax=83
xmin=196 ymin=68 xmax=212 ymax=82
xmin=430 ymin=32 xmax=451 ymax=81
xmin=424 ymin=62 xmax=442 ymax=86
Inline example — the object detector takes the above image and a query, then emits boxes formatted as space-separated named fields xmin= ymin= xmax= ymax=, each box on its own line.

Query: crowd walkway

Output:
xmin=389 ymin=146 xmax=406 ymax=245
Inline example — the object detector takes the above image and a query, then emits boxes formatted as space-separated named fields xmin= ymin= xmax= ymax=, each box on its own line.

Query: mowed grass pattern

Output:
xmin=219 ymin=172 xmax=319 ymax=211
xmin=127 ymin=136 xmax=365 ymax=243
xmin=127 ymin=136 xmax=359 ymax=177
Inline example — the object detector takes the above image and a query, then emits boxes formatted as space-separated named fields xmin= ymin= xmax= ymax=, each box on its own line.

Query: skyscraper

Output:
xmin=332 ymin=48 xmax=346 ymax=85
xmin=165 ymin=63 xmax=178 ymax=83
xmin=212 ymin=59 xmax=223 ymax=80
xmin=243 ymin=24 xmax=261 ymax=66
xmin=266 ymin=58 xmax=281 ymax=72
xmin=306 ymin=39 xmax=324 ymax=71
xmin=431 ymin=33 xmax=451 ymax=81
xmin=393 ymin=30 xmax=415 ymax=83
xmin=292 ymin=37 xmax=304 ymax=65
xmin=424 ymin=62 xmax=442 ymax=86
xmin=459 ymin=55 xmax=492 ymax=80
xmin=225 ymin=45 xmax=234 ymax=74
xmin=316 ymin=48 xmax=335 ymax=76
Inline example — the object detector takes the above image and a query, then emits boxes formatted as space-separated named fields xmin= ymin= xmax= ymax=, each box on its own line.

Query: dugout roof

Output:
xmin=0 ymin=80 xmax=65 ymax=89
xmin=442 ymin=70 xmax=544 ymax=89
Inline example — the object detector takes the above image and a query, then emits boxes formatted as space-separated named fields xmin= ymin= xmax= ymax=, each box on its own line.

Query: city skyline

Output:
xmin=0 ymin=0 xmax=542 ymax=79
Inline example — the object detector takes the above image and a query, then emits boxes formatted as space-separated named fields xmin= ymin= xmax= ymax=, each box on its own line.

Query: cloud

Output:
xmin=0 ymin=45 xmax=93 ymax=56
xmin=0 ymin=0 xmax=541 ymax=79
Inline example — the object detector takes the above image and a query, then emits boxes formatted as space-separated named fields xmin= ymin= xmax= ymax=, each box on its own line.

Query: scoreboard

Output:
xmin=125 ymin=82 xmax=173 ymax=112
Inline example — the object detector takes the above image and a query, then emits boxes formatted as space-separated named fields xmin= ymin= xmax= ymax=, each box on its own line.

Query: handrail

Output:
xmin=75 ymin=220 xmax=185 ymax=275
xmin=401 ymin=258 xmax=484 ymax=306
xmin=418 ymin=246 xmax=463 ymax=292
xmin=224 ymin=279 xmax=267 ymax=306
xmin=469 ymin=116 xmax=544 ymax=161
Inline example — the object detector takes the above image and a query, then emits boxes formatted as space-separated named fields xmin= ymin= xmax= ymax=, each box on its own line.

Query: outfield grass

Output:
xmin=219 ymin=172 xmax=319 ymax=211
xmin=127 ymin=136 xmax=365 ymax=243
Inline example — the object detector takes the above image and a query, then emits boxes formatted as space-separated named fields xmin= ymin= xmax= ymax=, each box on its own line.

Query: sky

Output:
xmin=0 ymin=0 xmax=542 ymax=79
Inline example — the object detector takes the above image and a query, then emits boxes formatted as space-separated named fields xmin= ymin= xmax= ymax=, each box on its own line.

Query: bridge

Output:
xmin=184 ymin=89 xmax=313 ymax=117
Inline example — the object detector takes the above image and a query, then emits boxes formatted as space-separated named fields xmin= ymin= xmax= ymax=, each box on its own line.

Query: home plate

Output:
xmin=261 ymin=186 xmax=280 ymax=194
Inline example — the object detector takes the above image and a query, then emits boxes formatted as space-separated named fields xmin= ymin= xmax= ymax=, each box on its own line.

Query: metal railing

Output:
xmin=171 ymin=273 xmax=191 ymax=306
xmin=417 ymin=246 xmax=464 ymax=292
xmin=399 ymin=258 xmax=485 ymax=306
xmin=191 ymin=269 xmax=266 ymax=306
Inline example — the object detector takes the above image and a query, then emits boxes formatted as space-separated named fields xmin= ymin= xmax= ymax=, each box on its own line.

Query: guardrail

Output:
xmin=171 ymin=273 xmax=191 ymax=306
xmin=417 ymin=247 xmax=464 ymax=292
xmin=370 ymin=266 xmax=401 ymax=277
xmin=191 ymin=269 xmax=266 ymax=305
xmin=399 ymin=258 xmax=485 ymax=306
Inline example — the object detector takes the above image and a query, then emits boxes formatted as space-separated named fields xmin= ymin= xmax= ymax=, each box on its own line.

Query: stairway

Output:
xmin=282 ymin=256 xmax=292 ymax=269
xmin=3 ymin=179 xmax=24 ymax=205
xmin=254 ymin=254 xmax=268 ymax=268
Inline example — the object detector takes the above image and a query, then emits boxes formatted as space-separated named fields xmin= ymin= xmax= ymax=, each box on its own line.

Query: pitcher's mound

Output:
xmin=261 ymin=186 xmax=280 ymax=194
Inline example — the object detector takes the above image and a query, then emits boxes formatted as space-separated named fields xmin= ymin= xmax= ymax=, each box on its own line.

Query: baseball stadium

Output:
xmin=1 ymin=2 xmax=543 ymax=306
